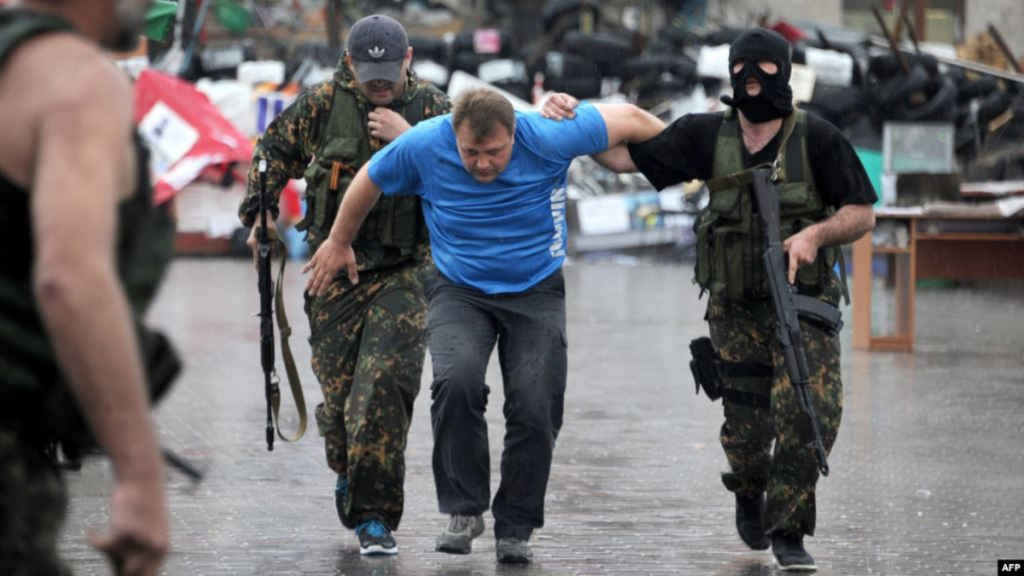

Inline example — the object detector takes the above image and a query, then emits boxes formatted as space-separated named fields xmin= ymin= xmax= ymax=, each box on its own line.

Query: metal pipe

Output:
xmin=868 ymin=37 xmax=1024 ymax=84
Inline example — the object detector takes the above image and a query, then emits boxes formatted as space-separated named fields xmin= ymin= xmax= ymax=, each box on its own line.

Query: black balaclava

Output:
xmin=720 ymin=28 xmax=794 ymax=123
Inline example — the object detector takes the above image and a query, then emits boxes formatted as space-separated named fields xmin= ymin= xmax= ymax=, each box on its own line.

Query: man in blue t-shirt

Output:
xmin=303 ymin=87 xmax=665 ymax=563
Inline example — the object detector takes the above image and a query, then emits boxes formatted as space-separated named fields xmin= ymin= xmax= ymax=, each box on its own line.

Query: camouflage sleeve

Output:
xmin=420 ymin=81 xmax=453 ymax=118
xmin=239 ymin=81 xmax=335 ymax=228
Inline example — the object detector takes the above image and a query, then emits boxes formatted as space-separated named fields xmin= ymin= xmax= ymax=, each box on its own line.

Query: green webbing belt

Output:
xmin=267 ymin=228 xmax=307 ymax=443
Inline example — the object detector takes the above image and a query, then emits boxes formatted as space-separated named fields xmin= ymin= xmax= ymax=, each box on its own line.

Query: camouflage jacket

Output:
xmin=239 ymin=60 xmax=451 ymax=269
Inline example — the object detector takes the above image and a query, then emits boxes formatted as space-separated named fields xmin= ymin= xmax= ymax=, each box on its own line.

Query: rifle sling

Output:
xmin=267 ymin=228 xmax=308 ymax=443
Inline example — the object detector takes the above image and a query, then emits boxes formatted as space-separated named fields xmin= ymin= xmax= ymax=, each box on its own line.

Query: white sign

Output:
xmin=805 ymin=47 xmax=854 ymax=88
xmin=577 ymin=194 xmax=632 ymax=236
xmin=790 ymin=64 xmax=817 ymax=104
xmin=138 ymin=101 xmax=199 ymax=178
xmin=697 ymin=44 xmax=731 ymax=80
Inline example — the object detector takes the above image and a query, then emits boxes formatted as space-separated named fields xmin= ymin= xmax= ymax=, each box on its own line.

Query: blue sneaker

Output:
xmin=335 ymin=476 xmax=354 ymax=529
xmin=356 ymin=519 xmax=397 ymax=556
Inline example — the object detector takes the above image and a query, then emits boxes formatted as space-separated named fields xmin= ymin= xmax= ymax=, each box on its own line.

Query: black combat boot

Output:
xmin=735 ymin=493 xmax=771 ymax=550
xmin=771 ymin=532 xmax=816 ymax=571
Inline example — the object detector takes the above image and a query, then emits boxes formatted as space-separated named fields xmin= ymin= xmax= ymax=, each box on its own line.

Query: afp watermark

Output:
xmin=1000 ymin=560 xmax=1024 ymax=573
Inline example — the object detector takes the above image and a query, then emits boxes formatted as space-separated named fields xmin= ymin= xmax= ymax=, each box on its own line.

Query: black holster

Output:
xmin=689 ymin=336 xmax=722 ymax=401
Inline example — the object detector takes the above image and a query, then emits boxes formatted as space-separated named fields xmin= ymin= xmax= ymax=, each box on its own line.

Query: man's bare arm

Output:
xmin=808 ymin=203 xmax=876 ymax=247
xmin=783 ymin=203 xmax=876 ymax=283
xmin=303 ymin=163 xmax=382 ymax=294
xmin=592 ymin=104 xmax=666 ymax=173
xmin=539 ymin=96 xmax=666 ymax=172
xmin=27 ymin=34 xmax=168 ymax=568
xmin=590 ymin=144 xmax=639 ymax=173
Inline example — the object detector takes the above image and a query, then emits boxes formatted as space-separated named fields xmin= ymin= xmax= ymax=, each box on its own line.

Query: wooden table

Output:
xmin=852 ymin=210 xmax=1024 ymax=351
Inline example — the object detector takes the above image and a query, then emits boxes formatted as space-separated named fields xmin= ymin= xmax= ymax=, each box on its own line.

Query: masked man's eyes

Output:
xmin=732 ymin=60 xmax=779 ymax=75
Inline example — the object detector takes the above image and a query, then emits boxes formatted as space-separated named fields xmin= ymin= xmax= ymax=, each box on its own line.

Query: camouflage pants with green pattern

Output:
xmin=307 ymin=262 xmax=428 ymax=531
xmin=0 ymin=426 xmax=70 ymax=576
xmin=707 ymin=297 xmax=842 ymax=538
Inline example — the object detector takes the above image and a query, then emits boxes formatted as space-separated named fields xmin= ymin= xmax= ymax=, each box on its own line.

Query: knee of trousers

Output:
xmin=503 ymin=393 xmax=559 ymax=438
xmin=430 ymin=366 xmax=489 ymax=411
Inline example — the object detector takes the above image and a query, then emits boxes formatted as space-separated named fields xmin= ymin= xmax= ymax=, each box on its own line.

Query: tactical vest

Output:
xmin=0 ymin=10 xmax=176 ymax=423
xmin=297 ymin=82 xmax=429 ymax=257
xmin=694 ymin=109 xmax=847 ymax=305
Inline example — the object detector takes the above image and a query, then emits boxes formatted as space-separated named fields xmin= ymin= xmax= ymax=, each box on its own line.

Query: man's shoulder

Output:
xmin=801 ymin=109 xmax=844 ymax=141
xmin=7 ymin=34 xmax=130 ymax=124
xmin=682 ymin=111 xmax=727 ymax=132
xmin=290 ymin=79 xmax=336 ymax=112
xmin=410 ymin=113 xmax=448 ymax=133
xmin=411 ymin=79 xmax=449 ymax=100
xmin=388 ymin=115 xmax=449 ymax=154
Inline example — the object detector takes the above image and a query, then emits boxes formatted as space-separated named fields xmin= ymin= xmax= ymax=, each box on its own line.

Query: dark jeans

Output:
xmin=426 ymin=268 xmax=567 ymax=540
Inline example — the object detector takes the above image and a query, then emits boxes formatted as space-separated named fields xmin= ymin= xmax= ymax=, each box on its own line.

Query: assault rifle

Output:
xmin=255 ymin=159 xmax=308 ymax=452
xmin=257 ymin=159 xmax=276 ymax=451
xmin=750 ymin=168 xmax=831 ymax=477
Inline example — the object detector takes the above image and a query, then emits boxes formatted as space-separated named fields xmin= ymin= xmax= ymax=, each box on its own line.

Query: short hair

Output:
xmin=452 ymin=88 xmax=515 ymax=141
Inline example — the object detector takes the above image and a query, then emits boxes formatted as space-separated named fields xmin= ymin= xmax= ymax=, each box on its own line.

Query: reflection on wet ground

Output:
xmin=60 ymin=260 xmax=1023 ymax=575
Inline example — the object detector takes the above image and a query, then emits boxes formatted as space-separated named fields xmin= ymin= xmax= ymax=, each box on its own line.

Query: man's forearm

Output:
xmin=326 ymin=164 xmax=382 ymax=246
xmin=810 ymin=204 xmax=876 ymax=247
xmin=35 ymin=263 xmax=163 ymax=484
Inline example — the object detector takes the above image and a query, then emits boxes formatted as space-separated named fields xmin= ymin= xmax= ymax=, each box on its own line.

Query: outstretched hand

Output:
xmin=540 ymin=92 xmax=578 ymax=121
xmin=303 ymin=237 xmax=358 ymax=296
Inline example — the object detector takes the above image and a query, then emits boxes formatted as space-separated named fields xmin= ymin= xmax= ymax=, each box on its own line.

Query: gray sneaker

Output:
xmin=435 ymin=514 xmax=485 ymax=554
xmin=496 ymin=538 xmax=533 ymax=564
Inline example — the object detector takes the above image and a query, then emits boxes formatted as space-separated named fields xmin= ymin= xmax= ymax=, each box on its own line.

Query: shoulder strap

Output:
xmin=318 ymin=82 xmax=365 ymax=154
xmin=770 ymin=109 xmax=802 ymax=183
xmin=706 ymin=110 xmax=801 ymax=192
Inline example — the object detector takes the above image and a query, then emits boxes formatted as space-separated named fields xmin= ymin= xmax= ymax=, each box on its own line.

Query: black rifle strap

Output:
xmin=268 ymin=227 xmax=307 ymax=443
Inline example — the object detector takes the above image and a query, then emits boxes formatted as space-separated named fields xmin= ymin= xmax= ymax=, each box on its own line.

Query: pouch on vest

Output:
xmin=299 ymin=136 xmax=360 ymax=252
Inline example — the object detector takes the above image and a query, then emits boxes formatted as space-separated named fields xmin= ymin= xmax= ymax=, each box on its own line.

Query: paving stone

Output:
xmin=57 ymin=260 xmax=1024 ymax=575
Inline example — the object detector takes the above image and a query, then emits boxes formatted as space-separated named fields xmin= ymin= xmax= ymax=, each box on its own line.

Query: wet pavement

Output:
xmin=59 ymin=259 xmax=1023 ymax=575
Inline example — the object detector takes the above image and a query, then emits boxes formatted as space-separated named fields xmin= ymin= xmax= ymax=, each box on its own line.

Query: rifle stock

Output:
xmin=750 ymin=169 xmax=830 ymax=476
xmin=257 ymin=159 xmax=275 ymax=451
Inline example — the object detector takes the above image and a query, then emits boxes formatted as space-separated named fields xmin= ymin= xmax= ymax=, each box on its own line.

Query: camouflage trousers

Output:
xmin=307 ymin=261 xmax=428 ymax=531
xmin=707 ymin=297 xmax=842 ymax=537
xmin=0 ymin=426 xmax=70 ymax=576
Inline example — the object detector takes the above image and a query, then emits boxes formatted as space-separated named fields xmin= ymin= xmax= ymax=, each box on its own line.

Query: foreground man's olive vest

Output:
xmin=297 ymin=77 xmax=431 ymax=257
xmin=694 ymin=109 xmax=847 ymax=305
xmin=0 ymin=10 xmax=177 ymax=426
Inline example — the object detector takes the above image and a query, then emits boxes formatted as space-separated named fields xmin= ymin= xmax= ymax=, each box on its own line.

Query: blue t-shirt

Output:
xmin=368 ymin=102 xmax=608 ymax=294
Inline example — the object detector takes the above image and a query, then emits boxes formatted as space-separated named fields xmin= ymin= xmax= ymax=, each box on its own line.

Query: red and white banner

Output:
xmin=134 ymin=69 xmax=254 ymax=205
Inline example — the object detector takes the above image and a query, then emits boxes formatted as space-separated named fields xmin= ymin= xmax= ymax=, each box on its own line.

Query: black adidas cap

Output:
xmin=348 ymin=15 xmax=409 ymax=84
